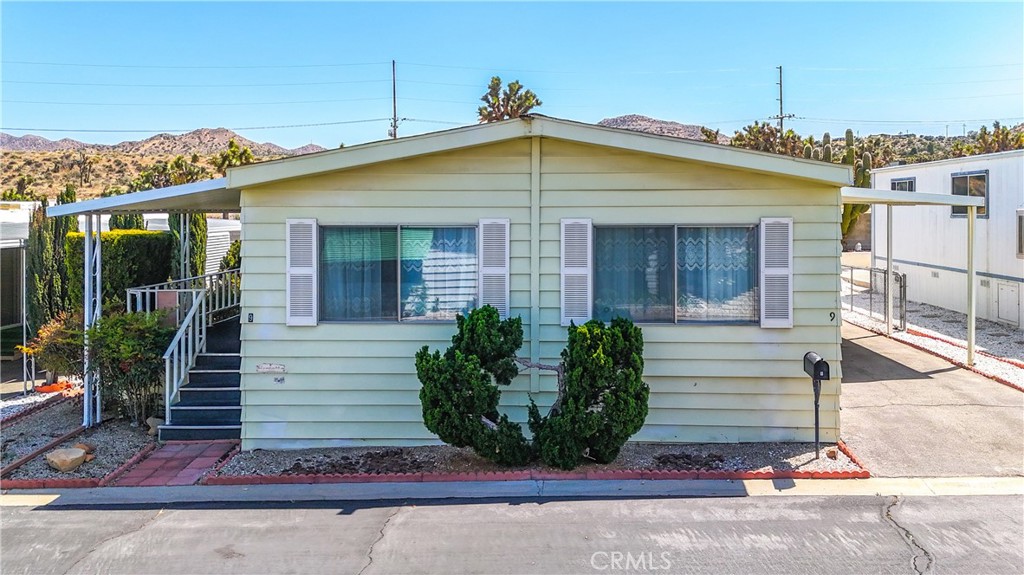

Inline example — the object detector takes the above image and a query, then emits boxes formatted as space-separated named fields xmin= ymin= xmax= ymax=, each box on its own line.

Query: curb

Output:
xmin=197 ymin=442 xmax=240 ymax=485
xmin=0 ymin=394 xmax=68 ymax=427
xmin=905 ymin=328 xmax=1024 ymax=369
xmin=0 ymin=477 xmax=101 ymax=489
xmin=848 ymin=319 xmax=1023 ymax=393
xmin=0 ymin=426 xmax=87 ymax=479
xmin=98 ymin=442 xmax=159 ymax=487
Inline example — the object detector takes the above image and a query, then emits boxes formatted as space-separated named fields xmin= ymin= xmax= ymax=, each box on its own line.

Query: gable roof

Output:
xmin=228 ymin=115 xmax=852 ymax=189
xmin=49 ymin=116 xmax=852 ymax=217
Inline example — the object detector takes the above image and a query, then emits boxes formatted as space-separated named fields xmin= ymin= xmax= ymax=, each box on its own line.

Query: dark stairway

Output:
xmin=159 ymin=321 xmax=242 ymax=441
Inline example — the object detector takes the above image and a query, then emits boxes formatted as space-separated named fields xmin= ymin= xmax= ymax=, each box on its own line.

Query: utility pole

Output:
xmin=390 ymin=60 xmax=398 ymax=139
xmin=769 ymin=65 xmax=795 ymax=133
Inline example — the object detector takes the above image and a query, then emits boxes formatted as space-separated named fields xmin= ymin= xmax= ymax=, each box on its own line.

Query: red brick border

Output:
xmin=0 ymin=394 xmax=67 ymax=427
xmin=0 ymin=426 xmax=87 ymax=479
xmin=97 ymin=442 xmax=159 ymax=487
xmin=196 ymin=442 xmax=240 ymax=485
xmin=850 ymin=320 xmax=1023 ymax=393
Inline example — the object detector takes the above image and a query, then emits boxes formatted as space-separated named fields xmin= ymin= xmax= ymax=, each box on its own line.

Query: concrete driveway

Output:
xmin=840 ymin=322 xmax=1024 ymax=477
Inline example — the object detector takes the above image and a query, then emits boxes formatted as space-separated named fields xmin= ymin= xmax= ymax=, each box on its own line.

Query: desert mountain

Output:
xmin=0 ymin=128 xmax=326 ymax=156
xmin=598 ymin=114 xmax=732 ymax=145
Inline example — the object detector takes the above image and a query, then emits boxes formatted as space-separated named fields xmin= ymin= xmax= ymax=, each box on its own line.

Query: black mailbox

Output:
xmin=803 ymin=352 xmax=830 ymax=381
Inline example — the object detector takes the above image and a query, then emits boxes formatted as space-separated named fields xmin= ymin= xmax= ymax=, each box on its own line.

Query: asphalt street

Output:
xmin=2 ymin=494 xmax=1021 ymax=574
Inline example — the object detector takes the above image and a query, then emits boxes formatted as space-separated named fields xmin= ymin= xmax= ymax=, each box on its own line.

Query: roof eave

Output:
xmin=46 ymin=178 xmax=232 ymax=217
xmin=841 ymin=186 xmax=986 ymax=206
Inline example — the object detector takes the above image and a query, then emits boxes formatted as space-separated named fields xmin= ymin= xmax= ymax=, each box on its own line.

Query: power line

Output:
xmin=0 ymin=60 xmax=390 ymax=70
xmin=3 ymin=97 xmax=393 ymax=107
xmin=0 ymin=118 xmax=393 ymax=133
xmin=2 ymin=79 xmax=391 ymax=88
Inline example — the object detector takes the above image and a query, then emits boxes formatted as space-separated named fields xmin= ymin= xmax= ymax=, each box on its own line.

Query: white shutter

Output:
xmin=560 ymin=218 xmax=592 ymax=326
xmin=478 ymin=218 xmax=510 ymax=318
xmin=286 ymin=218 xmax=318 ymax=326
xmin=760 ymin=217 xmax=793 ymax=328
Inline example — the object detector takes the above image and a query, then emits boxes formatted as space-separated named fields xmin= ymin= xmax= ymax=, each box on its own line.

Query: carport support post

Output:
xmin=967 ymin=205 xmax=976 ymax=366
xmin=885 ymin=205 xmax=893 ymax=336
xmin=82 ymin=213 xmax=103 ymax=427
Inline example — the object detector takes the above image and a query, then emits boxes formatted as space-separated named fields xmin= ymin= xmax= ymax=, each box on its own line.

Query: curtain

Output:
xmin=677 ymin=226 xmax=757 ymax=322
xmin=400 ymin=227 xmax=477 ymax=321
xmin=320 ymin=227 xmax=398 ymax=320
xmin=593 ymin=227 xmax=674 ymax=322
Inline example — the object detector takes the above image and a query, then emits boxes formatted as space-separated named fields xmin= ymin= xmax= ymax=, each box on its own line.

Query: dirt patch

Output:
xmin=220 ymin=441 xmax=862 ymax=477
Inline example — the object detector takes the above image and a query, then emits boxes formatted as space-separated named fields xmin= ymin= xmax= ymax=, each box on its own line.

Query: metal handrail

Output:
xmin=127 ymin=268 xmax=240 ymax=326
xmin=163 ymin=294 xmax=206 ymax=424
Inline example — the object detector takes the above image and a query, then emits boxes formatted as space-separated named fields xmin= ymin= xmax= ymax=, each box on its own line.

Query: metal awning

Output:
xmin=46 ymin=178 xmax=237 ymax=216
xmin=841 ymin=186 xmax=985 ymax=366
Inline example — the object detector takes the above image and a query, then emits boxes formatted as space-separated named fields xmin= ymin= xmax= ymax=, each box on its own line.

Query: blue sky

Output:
xmin=2 ymin=2 xmax=1022 ymax=149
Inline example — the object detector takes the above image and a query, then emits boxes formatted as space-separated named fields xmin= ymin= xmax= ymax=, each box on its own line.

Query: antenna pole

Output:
xmin=391 ymin=60 xmax=398 ymax=139
xmin=770 ymin=65 xmax=795 ymax=134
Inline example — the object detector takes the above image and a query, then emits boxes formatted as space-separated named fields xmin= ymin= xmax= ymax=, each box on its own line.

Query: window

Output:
xmin=319 ymin=226 xmax=477 ymax=321
xmin=1017 ymin=209 xmax=1024 ymax=258
xmin=592 ymin=225 xmax=758 ymax=324
xmin=890 ymin=178 xmax=915 ymax=192
xmin=951 ymin=171 xmax=987 ymax=217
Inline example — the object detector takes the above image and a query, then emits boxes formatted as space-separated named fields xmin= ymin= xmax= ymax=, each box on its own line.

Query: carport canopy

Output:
xmin=841 ymin=186 xmax=985 ymax=365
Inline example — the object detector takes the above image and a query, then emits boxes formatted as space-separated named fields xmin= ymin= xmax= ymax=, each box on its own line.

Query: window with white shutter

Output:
xmin=561 ymin=218 xmax=592 ymax=326
xmin=286 ymin=218 xmax=318 ymax=326
xmin=478 ymin=218 xmax=510 ymax=318
xmin=759 ymin=217 xmax=793 ymax=328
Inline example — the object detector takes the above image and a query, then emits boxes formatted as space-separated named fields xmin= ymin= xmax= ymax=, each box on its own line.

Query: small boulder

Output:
xmin=84 ymin=453 xmax=97 ymax=462
xmin=146 ymin=417 xmax=164 ymax=436
xmin=73 ymin=442 xmax=96 ymax=454
xmin=46 ymin=448 xmax=87 ymax=472
xmin=826 ymin=447 xmax=839 ymax=460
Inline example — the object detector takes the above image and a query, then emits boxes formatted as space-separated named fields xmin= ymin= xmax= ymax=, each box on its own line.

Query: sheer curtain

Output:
xmin=677 ymin=226 xmax=757 ymax=323
xmin=593 ymin=227 xmax=674 ymax=322
xmin=400 ymin=227 xmax=477 ymax=321
xmin=320 ymin=227 xmax=398 ymax=320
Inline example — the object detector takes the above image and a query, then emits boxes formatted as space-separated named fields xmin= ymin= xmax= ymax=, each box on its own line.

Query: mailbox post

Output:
xmin=803 ymin=352 xmax=830 ymax=459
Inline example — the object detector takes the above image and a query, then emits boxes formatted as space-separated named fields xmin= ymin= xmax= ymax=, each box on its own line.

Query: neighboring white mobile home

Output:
xmin=871 ymin=150 xmax=1024 ymax=329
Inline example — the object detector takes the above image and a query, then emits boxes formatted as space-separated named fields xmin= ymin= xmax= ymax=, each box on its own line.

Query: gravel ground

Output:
xmin=840 ymin=279 xmax=1024 ymax=385
xmin=7 ymin=419 xmax=153 ymax=480
xmin=841 ymin=278 xmax=1024 ymax=361
xmin=219 ymin=441 xmax=861 ymax=477
xmin=0 ymin=392 xmax=61 ymax=421
xmin=0 ymin=400 xmax=82 ymax=467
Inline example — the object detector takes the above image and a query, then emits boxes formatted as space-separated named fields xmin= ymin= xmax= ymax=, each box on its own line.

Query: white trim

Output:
xmin=46 ymin=178 xmax=232 ymax=217
xmin=841 ymin=187 xmax=986 ymax=207
xmin=869 ymin=149 xmax=1024 ymax=174
xmin=229 ymin=116 xmax=853 ymax=189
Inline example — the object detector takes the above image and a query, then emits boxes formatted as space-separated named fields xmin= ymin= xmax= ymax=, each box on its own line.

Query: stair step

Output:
xmin=187 ymin=371 xmax=241 ymax=386
xmin=194 ymin=354 xmax=241 ymax=370
xmin=170 ymin=406 xmax=241 ymax=425
xmin=159 ymin=425 xmax=241 ymax=441
xmin=177 ymin=387 xmax=241 ymax=406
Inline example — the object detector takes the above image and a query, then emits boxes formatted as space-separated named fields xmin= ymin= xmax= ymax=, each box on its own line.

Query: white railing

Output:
xmin=127 ymin=268 xmax=240 ymax=327
xmin=126 ymin=268 xmax=240 ymax=425
xmin=163 ymin=293 xmax=206 ymax=424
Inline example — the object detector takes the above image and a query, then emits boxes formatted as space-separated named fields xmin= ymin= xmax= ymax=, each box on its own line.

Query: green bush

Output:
xmin=220 ymin=239 xmax=241 ymax=271
xmin=415 ymin=308 xmax=649 ymax=469
xmin=66 ymin=230 xmax=173 ymax=307
xmin=17 ymin=311 xmax=85 ymax=378
xmin=530 ymin=318 xmax=649 ymax=468
xmin=87 ymin=311 xmax=175 ymax=425
xmin=415 ymin=306 xmax=533 ymax=466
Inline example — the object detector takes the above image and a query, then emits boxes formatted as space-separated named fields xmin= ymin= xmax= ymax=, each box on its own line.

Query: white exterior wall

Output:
xmin=871 ymin=151 xmax=1024 ymax=329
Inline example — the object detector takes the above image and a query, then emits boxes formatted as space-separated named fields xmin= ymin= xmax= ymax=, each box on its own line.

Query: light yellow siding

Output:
xmin=239 ymin=137 xmax=842 ymax=449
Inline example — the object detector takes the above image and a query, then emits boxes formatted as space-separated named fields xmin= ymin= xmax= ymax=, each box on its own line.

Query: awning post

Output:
xmin=885 ymin=205 xmax=893 ymax=336
xmin=966 ymin=205 xmax=976 ymax=366
xmin=82 ymin=213 xmax=103 ymax=427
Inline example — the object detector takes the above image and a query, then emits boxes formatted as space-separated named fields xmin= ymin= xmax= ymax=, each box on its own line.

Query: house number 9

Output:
xmin=829 ymin=312 xmax=836 ymax=322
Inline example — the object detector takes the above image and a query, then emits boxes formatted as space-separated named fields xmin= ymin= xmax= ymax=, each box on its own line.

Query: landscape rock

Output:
xmin=74 ymin=442 xmax=96 ymax=454
xmin=84 ymin=453 xmax=96 ymax=462
xmin=146 ymin=417 xmax=164 ymax=436
xmin=45 ymin=448 xmax=87 ymax=472
xmin=826 ymin=447 xmax=839 ymax=460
